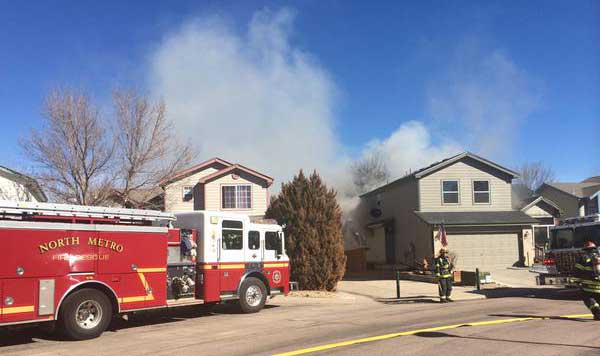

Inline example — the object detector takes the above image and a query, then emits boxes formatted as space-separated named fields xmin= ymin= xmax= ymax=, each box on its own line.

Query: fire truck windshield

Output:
xmin=550 ymin=224 xmax=600 ymax=249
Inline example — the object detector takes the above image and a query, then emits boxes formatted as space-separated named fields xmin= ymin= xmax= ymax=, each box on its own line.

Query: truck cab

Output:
xmin=172 ymin=211 xmax=289 ymax=310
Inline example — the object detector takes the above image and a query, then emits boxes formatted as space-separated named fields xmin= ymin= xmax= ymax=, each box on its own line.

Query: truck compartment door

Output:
xmin=1 ymin=278 xmax=36 ymax=324
xmin=96 ymin=231 xmax=167 ymax=310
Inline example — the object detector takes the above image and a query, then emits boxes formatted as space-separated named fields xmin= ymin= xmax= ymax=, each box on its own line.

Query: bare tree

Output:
xmin=517 ymin=161 xmax=556 ymax=192
xmin=112 ymin=89 xmax=195 ymax=206
xmin=20 ymin=89 xmax=114 ymax=205
xmin=350 ymin=150 xmax=390 ymax=195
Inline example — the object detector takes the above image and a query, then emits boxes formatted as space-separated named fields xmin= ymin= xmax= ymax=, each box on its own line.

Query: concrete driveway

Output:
xmin=488 ymin=267 xmax=539 ymax=288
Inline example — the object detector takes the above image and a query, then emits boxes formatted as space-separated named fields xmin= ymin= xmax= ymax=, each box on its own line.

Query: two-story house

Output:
xmin=355 ymin=152 xmax=539 ymax=272
xmin=160 ymin=158 xmax=273 ymax=217
xmin=538 ymin=177 xmax=600 ymax=218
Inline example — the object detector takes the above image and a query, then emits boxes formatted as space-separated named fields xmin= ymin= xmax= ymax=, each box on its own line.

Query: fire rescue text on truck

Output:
xmin=0 ymin=201 xmax=289 ymax=340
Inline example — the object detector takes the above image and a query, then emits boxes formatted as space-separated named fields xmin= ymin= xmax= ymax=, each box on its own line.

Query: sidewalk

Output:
xmin=337 ymin=279 xmax=486 ymax=303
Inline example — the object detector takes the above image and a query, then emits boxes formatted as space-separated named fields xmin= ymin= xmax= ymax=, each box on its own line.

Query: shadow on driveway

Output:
xmin=470 ymin=287 xmax=582 ymax=301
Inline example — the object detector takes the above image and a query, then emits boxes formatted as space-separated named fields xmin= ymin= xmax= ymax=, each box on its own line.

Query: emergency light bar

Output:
xmin=0 ymin=200 xmax=175 ymax=223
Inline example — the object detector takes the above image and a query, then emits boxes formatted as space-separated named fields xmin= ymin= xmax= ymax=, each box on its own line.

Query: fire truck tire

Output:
xmin=238 ymin=277 xmax=267 ymax=313
xmin=58 ymin=288 xmax=113 ymax=340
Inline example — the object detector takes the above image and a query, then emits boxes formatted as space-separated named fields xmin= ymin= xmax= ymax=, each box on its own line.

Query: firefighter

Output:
xmin=435 ymin=247 xmax=453 ymax=303
xmin=574 ymin=241 xmax=600 ymax=320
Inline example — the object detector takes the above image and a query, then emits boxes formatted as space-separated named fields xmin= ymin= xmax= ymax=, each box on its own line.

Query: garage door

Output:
xmin=446 ymin=233 xmax=519 ymax=271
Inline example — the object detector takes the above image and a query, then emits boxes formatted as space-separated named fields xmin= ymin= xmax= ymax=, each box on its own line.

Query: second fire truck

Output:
xmin=0 ymin=201 xmax=289 ymax=339
xmin=537 ymin=214 xmax=600 ymax=286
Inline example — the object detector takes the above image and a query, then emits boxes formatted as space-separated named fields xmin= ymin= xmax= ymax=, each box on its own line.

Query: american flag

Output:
xmin=436 ymin=223 xmax=448 ymax=247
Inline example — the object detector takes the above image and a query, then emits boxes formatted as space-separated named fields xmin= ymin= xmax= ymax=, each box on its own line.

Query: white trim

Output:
xmin=415 ymin=152 xmax=519 ymax=179
xmin=220 ymin=184 xmax=253 ymax=210
xmin=0 ymin=200 xmax=175 ymax=222
xmin=0 ymin=220 xmax=168 ymax=233
xmin=441 ymin=179 xmax=460 ymax=205
xmin=472 ymin=179 xmax=491 ymax=205
xmin=520 ymin=196 xmax=561 ymax=214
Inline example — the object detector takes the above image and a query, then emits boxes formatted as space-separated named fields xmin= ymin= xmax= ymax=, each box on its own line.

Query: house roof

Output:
xmin=414 ymin=211 xmax=539 ymax=226
xmin=582 ymin=176 xmax=600 ymax=183
xmin=519 ymin=196 xmax=561 ymax=214
xmin=0 ymin=166 xmax=47 ymax=202
xmin=160 ymin=157 xmax=273 ymax=187
xmin=511 ymin=183 xmax=561 ymax=213
xmin=361 ymin=151 xmax=518 ymax=198
xmin=159 ymin=157 xmax=233 ymax=186
xmin=544 ymin=182 xmax=600 ymax=199
xmin=198 ymin=164 xmax=274 ymax=186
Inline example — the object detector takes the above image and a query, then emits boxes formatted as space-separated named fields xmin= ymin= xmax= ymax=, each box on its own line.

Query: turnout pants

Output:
xmin=583 ymin=292 xmax=600 ymax=314
xmin=438 ymin=277 xmax=453 ymax=299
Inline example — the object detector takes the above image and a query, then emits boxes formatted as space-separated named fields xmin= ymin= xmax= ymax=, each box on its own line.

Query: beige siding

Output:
xmin=204 ymin=174 xmax=268 ymax=217
xmin=164 ymin=167 xmax=220 ymax=212
xmin=419 ymin=161 xmax=512 ymax=212
xmin=523 ymin=204 xmax=552 ymax=218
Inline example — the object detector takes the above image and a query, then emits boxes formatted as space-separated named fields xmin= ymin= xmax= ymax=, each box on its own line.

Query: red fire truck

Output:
xmin=0 ymin=201 xmax=289 ymax=340
xmin=536 ymin=214 xmax=600 ymax=285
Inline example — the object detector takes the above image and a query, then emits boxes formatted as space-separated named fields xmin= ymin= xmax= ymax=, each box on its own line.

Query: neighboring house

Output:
xmin=160 ymin=158 xmax=274 ymax=217
xmin=107 ymin=187 xmax=164 ymax=210
xmin=0 ymin=166 xmax=47 ymax=202
xmin=354 ymin=152 xmax=539 ymax=272
xmin=538 ymin=177 xmax=600 ymax=218
xmin=512 ymin=183 xmax=562 ymax=260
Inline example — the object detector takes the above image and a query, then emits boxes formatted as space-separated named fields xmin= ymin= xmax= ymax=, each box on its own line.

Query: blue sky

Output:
xmin=0 ymin=1 xmax=598 ymax=184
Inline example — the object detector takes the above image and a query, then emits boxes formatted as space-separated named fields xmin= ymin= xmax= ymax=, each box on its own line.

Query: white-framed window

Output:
xmin=441 ymin=180 xmax=460 ymax=204
xmin=473 ymin=180 xmax=491 ymax=204
xmin=222 ymin=185 xmax=252 ymax=209
xmin=182 ymin=186 xmax=194 ymax=202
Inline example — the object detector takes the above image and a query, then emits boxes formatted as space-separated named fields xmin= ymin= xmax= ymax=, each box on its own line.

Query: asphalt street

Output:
xmin=0 ymin=287 xmax=598 ymax=356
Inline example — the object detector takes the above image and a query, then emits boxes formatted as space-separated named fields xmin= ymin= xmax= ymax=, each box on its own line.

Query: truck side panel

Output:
xmin=1 ymin=278 xmax=36 ymax=324
xmin=96 ymin=231 xmax=167 ymax=310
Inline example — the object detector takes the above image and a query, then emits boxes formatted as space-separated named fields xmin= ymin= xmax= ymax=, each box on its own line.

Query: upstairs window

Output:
xmin=182 ymin=186 xmax=194 ymax=201
xmin=222 ymin=185 xmax=252 ymax=209
xmin=442 ymin=180 xmax=459 ymax=204
xmin=473 ymin=180 xmax=490 ymax=204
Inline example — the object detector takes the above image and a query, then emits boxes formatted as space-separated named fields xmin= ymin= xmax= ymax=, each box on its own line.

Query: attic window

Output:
xmin=473 ymin=180 xmax=490 ymax=204
xmin=442 ymin=180 xmax=459 ymax=204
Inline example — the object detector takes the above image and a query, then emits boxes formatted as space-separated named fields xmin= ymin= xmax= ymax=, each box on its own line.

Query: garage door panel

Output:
xmin=446 ymin=233 xmax=519 ymax=271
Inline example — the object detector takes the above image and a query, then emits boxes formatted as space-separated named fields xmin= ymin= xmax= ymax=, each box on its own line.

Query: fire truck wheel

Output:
xmin=58 ymin=288 xmax=113 ymax=340
xmin=239 ymin=277 xmax=267 ymax=313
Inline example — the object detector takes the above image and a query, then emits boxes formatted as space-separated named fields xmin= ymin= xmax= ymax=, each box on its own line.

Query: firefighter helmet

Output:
xmin=439 ymin=247 xmax=449 ymax=254
xmin=583 ymin=241 xmax=597 ymax=250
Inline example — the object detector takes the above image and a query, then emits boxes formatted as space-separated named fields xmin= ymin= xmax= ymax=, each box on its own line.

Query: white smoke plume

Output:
xmin=149 ymin=9 xmax=341 ymax=186
xmin=148 ymin=9 xmax=537 ymax=205
xmin=427 ymin=44 xmax=541 ymax=159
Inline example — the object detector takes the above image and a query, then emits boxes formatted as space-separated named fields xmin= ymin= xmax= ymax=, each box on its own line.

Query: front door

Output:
xmin=246 ymin=230 xmax=262 ymax=267
xmin=219 ymin=219 xmax=245 ymax=293
xmin=263 ymin=231 xmax=282 ymax=263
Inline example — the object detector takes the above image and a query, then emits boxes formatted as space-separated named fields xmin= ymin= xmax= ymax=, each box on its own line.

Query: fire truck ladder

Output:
xmin=0 ymin=200 xmax=175 ymax=224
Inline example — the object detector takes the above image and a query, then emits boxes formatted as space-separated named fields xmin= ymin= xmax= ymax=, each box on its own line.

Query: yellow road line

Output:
xmin=272 ymin=313 xmax=593 ymax=356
